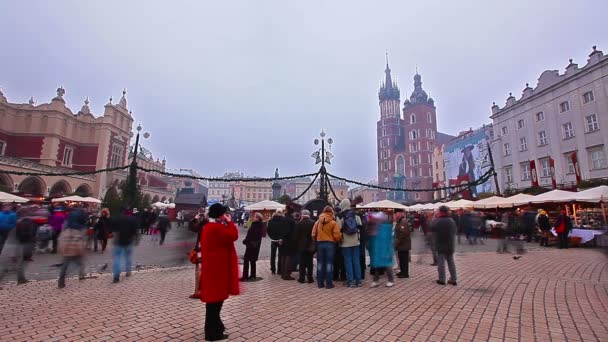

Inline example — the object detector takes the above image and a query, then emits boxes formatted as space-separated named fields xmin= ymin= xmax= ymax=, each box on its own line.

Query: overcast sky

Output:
xmin=1 ymin=1 xmax=607 ymax=182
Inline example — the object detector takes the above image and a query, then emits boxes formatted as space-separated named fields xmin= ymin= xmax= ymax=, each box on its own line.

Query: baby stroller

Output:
xmin=36 ymin=224 xmax=53 ymax=253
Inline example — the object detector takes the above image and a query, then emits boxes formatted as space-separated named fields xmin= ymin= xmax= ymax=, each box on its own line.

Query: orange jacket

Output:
xmin=311 ymin=212 xmax=342 ymax=242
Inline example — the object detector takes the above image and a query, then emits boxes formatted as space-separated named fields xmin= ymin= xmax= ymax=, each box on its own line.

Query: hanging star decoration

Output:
xmin=311 ymin=151 xmax=321 ymax=165
xmin=325 ymin=151 xmax=334 ymax=165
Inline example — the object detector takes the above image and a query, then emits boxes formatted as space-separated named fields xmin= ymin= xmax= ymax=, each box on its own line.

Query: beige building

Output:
xmin=207 ymin=172 xmax=243 ymax=202
xmin=432 ymin=144 xmax=446 ymax=200
xmin=0 ymin=87 xmax=133 ymax=199
xmin=490 ymin=46 xmax=608 ymax=191
xmin=348 ymin=184 xmax=382 ymax=205
xmin=231 ymin=180 xmax=273 ymax=204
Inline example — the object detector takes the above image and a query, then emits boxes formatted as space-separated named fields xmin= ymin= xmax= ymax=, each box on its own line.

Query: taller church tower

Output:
xmin=377 ymin=54 xmax=407 ymax=201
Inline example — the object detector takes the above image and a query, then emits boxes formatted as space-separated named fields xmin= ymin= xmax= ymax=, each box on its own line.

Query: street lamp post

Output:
xmin=127 ymin=123 xmax=149 ymax=209
xmin=312 ymin=130 xmax=334 ymax=203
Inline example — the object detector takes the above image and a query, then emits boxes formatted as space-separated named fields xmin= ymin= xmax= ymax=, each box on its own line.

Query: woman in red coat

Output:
xmin=200 ymin=203 xmax=240 ymax=341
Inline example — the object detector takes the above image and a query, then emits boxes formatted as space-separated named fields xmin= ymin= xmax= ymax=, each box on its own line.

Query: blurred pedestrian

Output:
xmin=368 ymin=211 xmax=394 ymax=288
xmin=312 ymin=206 xmax=341 ymax=289
xmin=189 ymin=211 xmax=207 ymax=299
xmin=279 ymin=207 xmax=297 ymax=281
xmin=57 ymin=208 xmax=88 ymax=288
xmin=200 ymin=204 xmax=240 ymax=341
xmin=0 ymin=205 xmax=30 ymax=285
xmin=537 ymin=210 xmax=551 ymax=247
xmin=241 ymin=213 xmax=264 ymax=282
xmin=432 ymin=205 xmax=457 ymax=286
xmin=94 ymin=208 xmax=110 ymax=253
xmin=111 ymin=207 xmax=140 ymax=283
xmin=0 ymin=204 xmax=17 ymax=255
xmin=157 ymin=213 xmax=171 ymax=245
xmin=554 ymin=209 xmax=573 ymax=249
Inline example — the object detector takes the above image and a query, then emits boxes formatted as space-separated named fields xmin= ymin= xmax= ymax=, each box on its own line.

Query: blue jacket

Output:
xmin=0 ymin=211 xmax=17 ymax=231
xmin=369 ymin=222 xmax=394 ymax=268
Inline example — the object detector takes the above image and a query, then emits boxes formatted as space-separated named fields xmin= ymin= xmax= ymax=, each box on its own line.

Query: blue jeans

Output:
xmin=342 ymin=245 xmax=362 ymax=285
xmin=316 ymin=241 xmax=336 ymax=287
xmin=113 ymin=244 xmax=133 ymax=279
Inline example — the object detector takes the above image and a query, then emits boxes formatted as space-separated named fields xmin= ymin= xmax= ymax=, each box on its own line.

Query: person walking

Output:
xmin=94 ymin=208 xmax=110 ymax=253
xmin=189 ymin=211 xmax=207 ymax=299
xmin=368 ymin=212 xmax=395 ymax=288
xmin=432 ymin=205 xmax=458 ymax=286
xmin=394 ymin=209 xmax=411 ymax=279
xmin=537 ymin=210 xmax=552 ymax=247
xmin=0 ymin=205 xmax=31 ymax=285
xmin=497 ymin=211 xmax=510 ymax=253
xmin=267 ymin=209 xmax=286 ymax=275
xmin=200 ymin=204 xmax=240 ymax=341
xmin=554 ymin=209 xmax=573 ymax=249
xmin=48 ymin=206 xmax=66 ymax=254
xmin=294 ymin=210 xmax=315 ymax=284
xmin=337 ymin=199 xmax=362 ymax=288
xmin=312 ymin=206 xmax=341 ymax=289
xmin=241 ymin=213 xmax=264 ymax=282
xmin=111 ymin=207 xmax=140 ymax=283
xmin=57 ymin=208 xmax=88 ymax=289
xmin=156 ymin=213 xmax=171 ymax=245
xmin=0 ymin=204 xmax=17 ymax=255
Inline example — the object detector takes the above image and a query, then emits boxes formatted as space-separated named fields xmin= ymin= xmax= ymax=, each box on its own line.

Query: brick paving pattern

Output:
xmin=1 ymin=248 xmax=606 ymax=341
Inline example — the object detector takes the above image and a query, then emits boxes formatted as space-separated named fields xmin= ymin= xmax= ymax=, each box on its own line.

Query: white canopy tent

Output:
xmin=529 ymin=189 xmax=577 ymax=204
xmin=0 ymin=191 xmax=29 ymax=203
xmin=152 ymin=201 xmax=169 ymax=208
xmin=244 ymin=200 xmax=285 ymax=211
xmin=496 ymin=193 xmax=536 ymax=208
xmin=360 ymin=200 xmax=408 ymax=210
xmin=574 ymin=185 xmax=608 ymax=203
xmin=82 ymin=197 xmax=102 ymax=204
xmin=446 ymin=199 xmax=474 ymax=210
xmin=471 ymin=196 xmax=505 ymax=209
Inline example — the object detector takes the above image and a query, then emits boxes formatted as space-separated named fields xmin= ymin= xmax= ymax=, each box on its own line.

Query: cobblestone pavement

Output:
xmin=1 ymin=248 xmax=606 ymax=341
xmin=2 ymin=223 xmax=540 ymax=282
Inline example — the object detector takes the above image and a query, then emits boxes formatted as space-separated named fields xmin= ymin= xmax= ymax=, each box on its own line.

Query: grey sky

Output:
xmin=1 ymin=1 xmax=607 ymax=183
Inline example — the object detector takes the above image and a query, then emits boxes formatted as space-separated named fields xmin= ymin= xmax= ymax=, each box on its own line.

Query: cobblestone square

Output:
xmin=1 ymin=248 xmax=606 ymax=341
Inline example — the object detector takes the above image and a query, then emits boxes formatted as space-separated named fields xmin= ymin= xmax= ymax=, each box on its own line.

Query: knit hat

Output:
xmin=339 ymin=199 xmax=351 ymax=211
xmin=301 ymin=210 xmax=311 ymax=217
xmin=208 ymin=203 xmax=227 ymax=219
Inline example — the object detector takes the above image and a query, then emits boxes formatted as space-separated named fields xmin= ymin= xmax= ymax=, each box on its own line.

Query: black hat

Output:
xmin=208 ymin=203 xmax=227 ymax=219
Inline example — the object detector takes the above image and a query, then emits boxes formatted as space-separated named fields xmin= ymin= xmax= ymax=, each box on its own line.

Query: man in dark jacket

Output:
xmin=267 ymin=210 xmax=286 ymax=275
xmin=394 ymin=210 xmax=411 ymax=278
xmin=111 ymin=208 xmax=140 ymax=283
xmin=293 ymin=210 xmax=315 ymax=283
xmin=279 ymin=209 xmax=297 ymax=280
xmin=431 ymin=206 xmax=458 ymax=286
xmin=522 ymin=207 xmax=537 ymax=243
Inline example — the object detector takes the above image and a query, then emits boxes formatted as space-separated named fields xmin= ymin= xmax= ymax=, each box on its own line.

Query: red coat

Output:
xmin=199 ymin=220 xmax=240 ymax=303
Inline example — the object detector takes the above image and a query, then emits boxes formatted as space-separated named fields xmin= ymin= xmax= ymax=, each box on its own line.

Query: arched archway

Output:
xmin=395 ymin=155 xmax=405 ymax=176
xmin=0 ymin=174 xmax=13 ymax=193
xmin=18 ymin=176 xmax=46 ymax=196
xmin=49 ymin=180 xmax=72 ymax=198
xmin=168 ymin=197 xmax=173 ymax=202
xmin=75 ymin=184 xmax=93 ymax=197
xmin=161 ymin=196 xmax=167 ymax=202
xmin=152 ymin=195 xmax=160 ymax=203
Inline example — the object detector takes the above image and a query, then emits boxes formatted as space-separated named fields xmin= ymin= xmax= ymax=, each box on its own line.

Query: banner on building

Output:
xmin=549 ymin=158 xmax=557 ymax=189
xmin=571 ymin=151 xmax=581 ymax=183
xmin=530 ymin=160 xmax=539 ymax=187
xmin=443 ymin=129 xmax=493 ymax=199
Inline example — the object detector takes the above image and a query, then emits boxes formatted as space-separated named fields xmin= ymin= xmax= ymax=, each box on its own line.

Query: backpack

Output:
xmin=342 ymin=210 xmax=358 ymax=235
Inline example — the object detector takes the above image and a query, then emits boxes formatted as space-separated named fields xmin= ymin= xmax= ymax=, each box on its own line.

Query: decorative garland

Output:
xmin=292 ymin=171 xmax=321 ymax=201
xmin=135 ymin=165 xmax=319 ymax=183
xmin=0 ymin=165 xmax=130 ymax=177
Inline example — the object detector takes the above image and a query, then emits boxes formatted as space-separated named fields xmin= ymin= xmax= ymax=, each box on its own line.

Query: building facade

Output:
xmin=128 ymin=146 xmax=176 ymax=203
xmin=207 ymin=172 xmax=243 ymax=203
xmin=490 ymin=46 xmax=608 ymax=192
xmin=0 ymin=87 xmax=133 ymax=199
xmin=348 ymin=183 xmax=382 ymax=205
xmin=376 ymin=57 xmax=454 ymax=203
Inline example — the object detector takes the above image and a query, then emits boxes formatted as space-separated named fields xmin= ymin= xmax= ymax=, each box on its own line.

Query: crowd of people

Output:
xmin=0 ymin=202 xmax=173 ymax=288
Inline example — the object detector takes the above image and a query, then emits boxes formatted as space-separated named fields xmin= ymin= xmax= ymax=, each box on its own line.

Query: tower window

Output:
xmin=410 ymin=114 xmax=416 ymax=124
xmin=427 ymin=112 xmax=432 ymax=123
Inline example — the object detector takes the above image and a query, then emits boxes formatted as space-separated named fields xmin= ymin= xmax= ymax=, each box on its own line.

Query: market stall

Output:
xmin=244 ymin=200 xmax=285 ymax=222
xmin=0 ymin=191 xmax=29 ymax=203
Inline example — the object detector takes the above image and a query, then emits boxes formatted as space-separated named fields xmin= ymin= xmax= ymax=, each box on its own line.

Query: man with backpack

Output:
xmin=337 ymin=199 xmax=362 ymax=287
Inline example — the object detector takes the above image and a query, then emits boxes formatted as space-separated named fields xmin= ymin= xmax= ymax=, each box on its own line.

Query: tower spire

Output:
xmin=378 ymin=51 xmax=400 ymax=102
